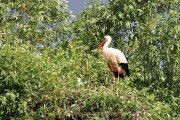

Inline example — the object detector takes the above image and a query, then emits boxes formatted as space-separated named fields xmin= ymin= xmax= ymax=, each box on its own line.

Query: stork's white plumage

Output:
xmin=97 ymin=35 xmax=129 ymax=96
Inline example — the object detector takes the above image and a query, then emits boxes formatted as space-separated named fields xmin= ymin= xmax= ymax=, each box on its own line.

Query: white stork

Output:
xmin=97 ymin=35 xmax=129 ymax=96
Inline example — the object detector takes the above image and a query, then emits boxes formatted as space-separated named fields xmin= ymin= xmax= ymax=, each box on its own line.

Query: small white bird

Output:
xmin=97 ymin=35 xmax=129 ymax=96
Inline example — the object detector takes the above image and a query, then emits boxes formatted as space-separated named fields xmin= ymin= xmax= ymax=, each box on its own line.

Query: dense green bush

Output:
xmin=74 ymin=0 xmax=179 ymax=107
xmin=0 ymin=44 xmax=60 ymax=119
xmin=0 ymin=0 xmax=179 ymax=119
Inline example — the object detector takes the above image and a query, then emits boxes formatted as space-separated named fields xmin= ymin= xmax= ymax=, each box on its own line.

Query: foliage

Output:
xmin=0 ymin=0 xmax=72 ymax=46
xmin=0 ymin=0 xmax=179 ymax=119
xmin=74 ymin=0 xmax=180 ymax=102
xmin=0 ymin=44 xmax=59 ymax=119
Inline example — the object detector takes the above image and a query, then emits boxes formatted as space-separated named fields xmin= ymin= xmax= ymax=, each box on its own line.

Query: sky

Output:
xmin=68 ymin=0 xmax=109 ymax=15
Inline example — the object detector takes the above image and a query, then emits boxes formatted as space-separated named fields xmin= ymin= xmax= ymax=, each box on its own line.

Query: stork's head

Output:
xmin=104 ymin=35 xmax=112 ymax=42
xmin=97 ymin=35 xmax=112 ymax=51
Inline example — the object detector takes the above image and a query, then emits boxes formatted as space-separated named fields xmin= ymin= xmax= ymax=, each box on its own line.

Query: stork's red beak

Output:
xmin=97 ymin=39 xmax=106 ymax=51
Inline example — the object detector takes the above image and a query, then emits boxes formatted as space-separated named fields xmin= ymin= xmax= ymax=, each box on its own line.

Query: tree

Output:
xmin=0 ymin=0 xmax=72 ymax=47
xmin=0 ymin=0 xmax=179 ymax=119
xmin=73 ymin=0 xmax=180 ymax=102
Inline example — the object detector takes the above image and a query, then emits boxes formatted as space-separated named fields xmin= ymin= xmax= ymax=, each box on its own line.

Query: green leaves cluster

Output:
xmin=0 ymin=0 xmax=179 ymax=119
xmin=74 ymin=0 xmax=180 ymax=98
xmin=0 ymin=44 xmax=59 ymax=119
xmin=0 ymin=0 xmax=72 ymax=46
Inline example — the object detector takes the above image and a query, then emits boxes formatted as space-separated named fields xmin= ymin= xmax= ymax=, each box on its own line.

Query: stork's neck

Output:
xmin=103 ymin=39 xmax=111 ymax=51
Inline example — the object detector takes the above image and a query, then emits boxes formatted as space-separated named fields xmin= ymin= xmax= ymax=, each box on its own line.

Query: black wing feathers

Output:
xmin=119 ymin=63 xmax=129 ymax=76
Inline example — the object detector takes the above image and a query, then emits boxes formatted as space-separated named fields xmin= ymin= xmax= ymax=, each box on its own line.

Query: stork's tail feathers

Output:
xmin=119 ymin=63 xmax=129 ymax=76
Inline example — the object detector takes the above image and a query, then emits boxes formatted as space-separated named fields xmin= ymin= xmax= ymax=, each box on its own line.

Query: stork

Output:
xmin=97 ymin=35 xmax=129 ymax=96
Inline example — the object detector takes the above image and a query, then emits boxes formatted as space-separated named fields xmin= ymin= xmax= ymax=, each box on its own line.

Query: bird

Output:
xmin=97 ymin=35 xmax=129 ymax=96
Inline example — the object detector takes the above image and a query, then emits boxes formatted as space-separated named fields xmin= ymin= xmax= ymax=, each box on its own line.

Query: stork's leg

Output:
xmin=116 ymin=72 xmax=120 ymax=96
xmin=114 ymin=77 xmax=118 ymax=96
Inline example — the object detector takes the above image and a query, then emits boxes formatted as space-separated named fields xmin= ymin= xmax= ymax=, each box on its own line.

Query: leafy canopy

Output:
xmin=0 ymin=0 xmax=179 ymax=119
